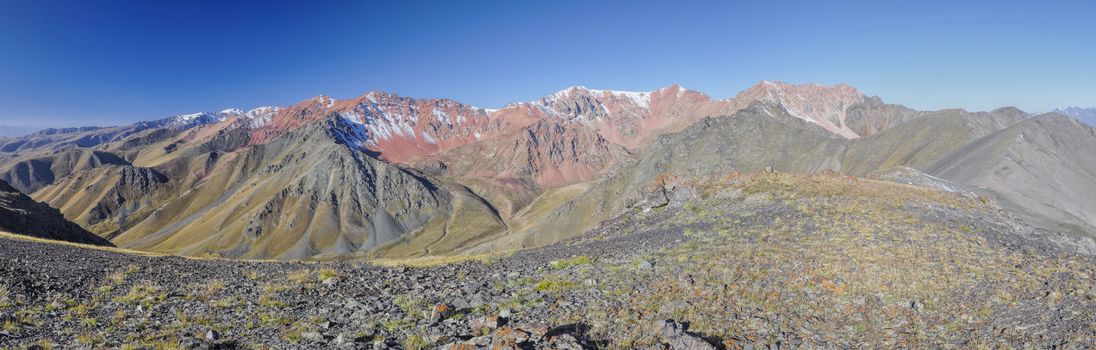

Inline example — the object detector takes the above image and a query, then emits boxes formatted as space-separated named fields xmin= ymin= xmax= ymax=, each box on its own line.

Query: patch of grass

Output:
xmin=394 ymin=295 xmax=425 ymax=319
xmin=534 ymin=279 xmax=577 ymax=292
xmin=283 ymin=329 xmax=302 ymax=343
xmin=75 ymin=333 xmax=109 ymax=347
xmin=550 ymin=255 xmax=594 ymax=269
xmin=0 ymin=285 xmax=11 ymax=308
xmin=259 ymin=294 xmax=288 ymax=308
xmin=114 ymin=282 xmax=165 ymax=307
xmin=200 ymin=279 xmax=225 ymax=295
xmin=211 ymin=296 xmax=237 ymax=309
xmin=403 ymin=334 xmax=429 ymax=350
xmin=259 ymin=312 xmax=292 ymax=326
xmin=80 ymin=317 xmax=99 ymax=328
xmin=31 ymin=339 xmax=56 ymax=350
xmin=288 ymin=270 xmax=312 ymax=284
xmin=317 ymin=268 xmax=339 ymax=281
xmin=382 ymin=319 xmax=415 ymax=332
xmin=262 ymin=282 xmax=292 ymax=294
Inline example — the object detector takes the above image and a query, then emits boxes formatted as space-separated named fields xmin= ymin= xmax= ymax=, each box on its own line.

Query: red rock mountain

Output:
xmin=244 ymin=81 xmax=877 ymax=168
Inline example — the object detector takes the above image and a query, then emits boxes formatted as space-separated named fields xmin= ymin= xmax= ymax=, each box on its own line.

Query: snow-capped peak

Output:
xmin=175 ymin=112 xmax=211 ymax=121
xmin=544 ymin=86 xmax=654 ymax=108
xmin=165 ymin=112 xmax=224 ymax=128
xmin=219 ymin=108 xmax=244 ymax=115
xmin=244 ymin=106 xmax=278 ymax=117
xmin=589 ymin=89 xmax=651 ymax=109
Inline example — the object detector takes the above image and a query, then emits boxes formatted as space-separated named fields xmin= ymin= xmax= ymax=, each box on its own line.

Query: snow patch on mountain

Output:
xmin=334 ymin=114 xmax=371 ymax=150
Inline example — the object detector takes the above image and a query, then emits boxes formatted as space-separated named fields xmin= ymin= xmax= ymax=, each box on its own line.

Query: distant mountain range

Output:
xmin=0 ymin=124 xmax=52 ymax=138
xmin=0 ymin=81 xmax=1093 ymax=259
xmin=1052 ymin=106 xmax=1096 ymax=125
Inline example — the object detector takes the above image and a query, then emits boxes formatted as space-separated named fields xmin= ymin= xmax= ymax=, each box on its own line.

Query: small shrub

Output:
xmin=394 ymin=295 xmax=424 ymax=318
xmin=201 ymin=279 xmax=226 ymax=295
xmin=404 ymin=334 xmax=429 ymax=350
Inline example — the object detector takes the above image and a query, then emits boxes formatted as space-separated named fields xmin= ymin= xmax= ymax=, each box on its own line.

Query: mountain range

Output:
xmin=1 ymin=81 xmax=1094 ymax=260
xmin=0 ymin=125 xmax=51 ymax=138
xmin=1053 ymin=106 xmax=1096 ymax=126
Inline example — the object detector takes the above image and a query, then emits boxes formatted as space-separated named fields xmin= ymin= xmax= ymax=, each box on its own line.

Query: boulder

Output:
xmin=652 ymin=320 xmax=716 ymax=350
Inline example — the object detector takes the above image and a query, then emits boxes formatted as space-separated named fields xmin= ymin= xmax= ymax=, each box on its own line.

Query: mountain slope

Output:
xmin=927 ymin=114 xmax=1096 ymax=235
xmin=841 ymin=107 xmax=1028 ymax=176
xmin=470 ymin=102 xmax=850 ymax=251
xmin=109 ymin=117 xmax=464 ymax=260
xmin=464 ymin=102 xmax=1045 ymax=253
xmin=411 ymin=119 xmax=634 ymax=218
xmin=0 ymin=179 xmax=112 ymax=246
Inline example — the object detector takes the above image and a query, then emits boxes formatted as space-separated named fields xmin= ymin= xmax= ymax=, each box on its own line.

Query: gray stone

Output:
xmin=653 ymin=320 xmax=716 ymax=350
xmin=302 ymin=331 xmax=325 ymax=342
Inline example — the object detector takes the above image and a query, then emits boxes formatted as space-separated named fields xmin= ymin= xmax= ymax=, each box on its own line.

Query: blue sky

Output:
xmin=1 ymin=0 xmax=1094 ymax=126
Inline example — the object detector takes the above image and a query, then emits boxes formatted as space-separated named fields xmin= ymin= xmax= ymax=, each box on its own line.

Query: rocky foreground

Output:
xmin=1 ymin=173 xmax=1095 ymax=349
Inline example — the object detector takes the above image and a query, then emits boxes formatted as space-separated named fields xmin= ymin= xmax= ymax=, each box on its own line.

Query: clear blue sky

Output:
xmin=1 ymin=0 xmax=1094 ymax=126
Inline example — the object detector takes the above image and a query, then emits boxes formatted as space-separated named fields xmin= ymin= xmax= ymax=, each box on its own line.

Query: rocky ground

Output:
xmin=1 ymin=172 xmax=1095 ymax=349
